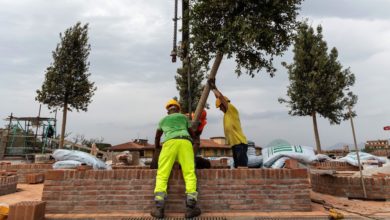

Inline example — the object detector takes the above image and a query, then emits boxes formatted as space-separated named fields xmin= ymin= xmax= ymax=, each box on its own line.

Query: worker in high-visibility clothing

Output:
xmin=209 ymin=79 xmax=248 ymax=168
xmin=151 ymin=99 xmax=201 ymax=219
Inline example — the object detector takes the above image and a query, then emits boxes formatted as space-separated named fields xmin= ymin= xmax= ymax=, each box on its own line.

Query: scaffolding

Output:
xmin=0 ymin=113 xmax=57 ymax=159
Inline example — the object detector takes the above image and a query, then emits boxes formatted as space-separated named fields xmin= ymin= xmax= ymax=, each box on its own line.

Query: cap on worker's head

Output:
xmin=215 ymin=96 xmax=230 ymax=108
xmin=165 ymin=99 xmax=181 ymax=111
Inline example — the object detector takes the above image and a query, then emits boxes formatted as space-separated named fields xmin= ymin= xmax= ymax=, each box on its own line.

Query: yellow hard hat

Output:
xmin=215 ymin=96 xmax=230 ymax=108
xmin=165 ymin=99 xmax=181 ymax=111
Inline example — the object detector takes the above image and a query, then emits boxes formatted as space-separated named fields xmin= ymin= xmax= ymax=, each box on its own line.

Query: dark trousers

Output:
xmin=232 ymin=143 xmax=248 ymax=168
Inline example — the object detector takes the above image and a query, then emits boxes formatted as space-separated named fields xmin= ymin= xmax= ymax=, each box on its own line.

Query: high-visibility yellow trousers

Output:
xmin=154 ymin=138 xmax=197 ymax=195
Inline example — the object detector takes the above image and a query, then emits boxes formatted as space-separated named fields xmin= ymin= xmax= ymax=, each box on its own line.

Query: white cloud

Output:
xmin=0 ymin=0 xmax=389 ymax=149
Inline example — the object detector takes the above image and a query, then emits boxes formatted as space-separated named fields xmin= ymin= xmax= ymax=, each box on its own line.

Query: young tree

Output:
xmin=279 ymin=22 xmax=357 ymax=153
xmin=189 ymin=0 xmax=303 ymax=122
xmin=36 ymin=22 xmax=96 ymax=148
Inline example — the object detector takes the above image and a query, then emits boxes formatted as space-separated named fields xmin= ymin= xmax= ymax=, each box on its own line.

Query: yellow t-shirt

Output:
xmin=223 ymin=103 xmax=247 ymax=146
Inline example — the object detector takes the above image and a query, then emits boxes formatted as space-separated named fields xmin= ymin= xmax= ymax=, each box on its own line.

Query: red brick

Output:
xmin=284 ymin=159 xmax=299 ymax=169
xmin=26 ymin=173 xmax=45 ymax=184
xmin=9 ymin=201 xmax=46 ymax=220
xmin=291 ymin=168 xmax=308 ymax=178
xmin=45 ymin=170 xmax=65 ymax=181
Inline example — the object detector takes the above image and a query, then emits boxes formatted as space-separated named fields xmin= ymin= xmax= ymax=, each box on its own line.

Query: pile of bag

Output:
xmin=338 ymin=152 xmax=387 ymax=167
xmin=114 ymin=151 xmax=140 ymax=166
xmin=247 ymin=141 xmax=263 ymax=168
xmin=52 ymin=149 xmax=108 ymax=170
xmin=262 ymin=139 xmax=317 ymax=168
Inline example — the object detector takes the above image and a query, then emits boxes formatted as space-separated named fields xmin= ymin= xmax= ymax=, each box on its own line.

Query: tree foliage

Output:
xmin=36 ymin=22 xmax=96 ymax=111
xmin=279 ymin=22 xmax=357 ymax=151
xmin=190 ymin=0 xmax=303 ymax=77
xmin=36 ymin=22 xmax=96 ymax=147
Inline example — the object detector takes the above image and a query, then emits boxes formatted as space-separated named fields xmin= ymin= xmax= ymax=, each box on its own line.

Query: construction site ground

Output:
xmin=1 ymin=184 xmax=389 ymax=219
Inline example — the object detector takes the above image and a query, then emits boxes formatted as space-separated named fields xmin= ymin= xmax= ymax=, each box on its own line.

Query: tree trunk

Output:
xmin=59 ymin=102 xmax=68 ymax=148
xmin=192 ymin=52 xmax=224 ymax=129
xmin=312 ymin=111 xmax=322 ymax=153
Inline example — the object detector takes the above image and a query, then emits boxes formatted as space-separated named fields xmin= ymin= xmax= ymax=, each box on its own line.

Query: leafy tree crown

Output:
xmin=190 ymin=0 xmax=303 ymax=77
xmin=279 ymin=22 xmax=357 ymax=124
xmin=36 ymin=22 xmax=96 ymax=112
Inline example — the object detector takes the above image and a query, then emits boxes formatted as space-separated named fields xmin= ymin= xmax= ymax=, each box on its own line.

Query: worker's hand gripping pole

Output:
xmin=191 ymin=52 xmax=223 ymax=130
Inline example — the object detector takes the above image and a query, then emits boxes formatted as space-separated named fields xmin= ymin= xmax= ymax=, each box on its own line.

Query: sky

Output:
xmin=0 ymin=0 xmax=389 ymax=148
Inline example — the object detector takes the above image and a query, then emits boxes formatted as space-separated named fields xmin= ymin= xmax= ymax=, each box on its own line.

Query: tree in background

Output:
xmin=175 ymin=59 xmax=206 ymax=114
xmin=174 ymin=0 xmax=206 ymax=115
xmin=189 ymin=0 xmax=303 ymax=121
xmin=36 ymin=22 xmax=96 ymax=148
xmin=279 ymin=22 xmax=357 ymax=153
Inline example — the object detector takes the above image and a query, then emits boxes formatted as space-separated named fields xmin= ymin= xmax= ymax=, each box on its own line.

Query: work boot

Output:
xmin=185 ymin=193 xmax=201 ymax=218
xmin=151 ymin=192 xmax=166 ymax=219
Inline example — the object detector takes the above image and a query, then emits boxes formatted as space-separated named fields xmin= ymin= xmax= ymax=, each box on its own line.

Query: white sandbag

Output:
xmin=314 ymin=154 xmax=332 ymax=162
xmin=247 ymin=141 xmax=256 ymax=156
xmin=338 ymin=152 xmax=387 ymax=167
xmin=248 ymin=155 xmax=263 ymax=168
xmin=247 ymin=146 xmax=256 ymax=156
xmin=262 ymin=139 xmax=316 ymax=167
xmin=53 ymin=149 xmax=107 ymax=170
xmin=53 ymin=160 xmax=82 ymax=169
xmin=352 ymin=164 xmax=390 ymax=177
xmin=271 ymin=156 xmax=289 ymax=169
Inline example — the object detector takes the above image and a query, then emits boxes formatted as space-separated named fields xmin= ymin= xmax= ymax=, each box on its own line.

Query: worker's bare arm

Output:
xmin=208 ymin=79 xmax=229 ymax=110
xmin=187 ymin=127 xmax=195 ymax=141
xmin=155 ymin=129 xmax=163 ymax=149
xmin=150 ymin=129 xmax=163 ymax=169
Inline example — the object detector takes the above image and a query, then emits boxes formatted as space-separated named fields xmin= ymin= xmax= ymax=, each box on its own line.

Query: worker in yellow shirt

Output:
xmin=209 ymin=79 xmax=248 ymax=168
xmin=151 ymin=99 xmax=201 ymax=219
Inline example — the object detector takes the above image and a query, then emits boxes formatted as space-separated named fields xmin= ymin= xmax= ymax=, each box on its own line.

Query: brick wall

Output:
xmin=43 ymin=168 xmax=311 ymax=214
xmin=0 ymin=175 xmax=18 ymax=195
xmin=310 ymin=161 xmax=359 ymax=171
xmin=0 ymin=164 xmax=52 ymax=183
xmin=311 ymin=173 xmax=390 ymax=199
xmin=367 ymin=149 xmax=390 ymax=157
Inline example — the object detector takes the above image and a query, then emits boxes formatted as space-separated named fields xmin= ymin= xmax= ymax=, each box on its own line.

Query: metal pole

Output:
xmin=54 ymin=109 xmax=58 ymax=139
xmin=182 ymin=0 xmax=191 ymax=115
xmin=6 ymin=113 xmax=13 ymax=143
xmin=2 ymin=113 xmax=13 ymax=159
xmin=349 ymin=105 xmax=367 ymax=198
xmin=187 ymin=55 xmax=192 ymax=117
xmin=34 ymin=104 xmax=42 ymax=153
xmin=170 ymin=0 xmax=178 ymax=62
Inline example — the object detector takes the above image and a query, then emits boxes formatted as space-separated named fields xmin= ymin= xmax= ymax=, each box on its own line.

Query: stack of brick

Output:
xmin=368 ymin=149 xmax=390 ymax=157
xmin=26 ymin=173 xmax=45 ymax=184
xmin=209 ymin=158 xmax=229 ymax=168
xmin=0 ymin=171 xmax=18 ymax=196
xmin=8 ymin=201 xmax=46 ymax=220
xmin=310 ymin=161 xmax=359 ymax=171
xmin=0 ymin=164 xmax=52 ymax=183
xmin=43 ymin=168 xmax=311 ymax=214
